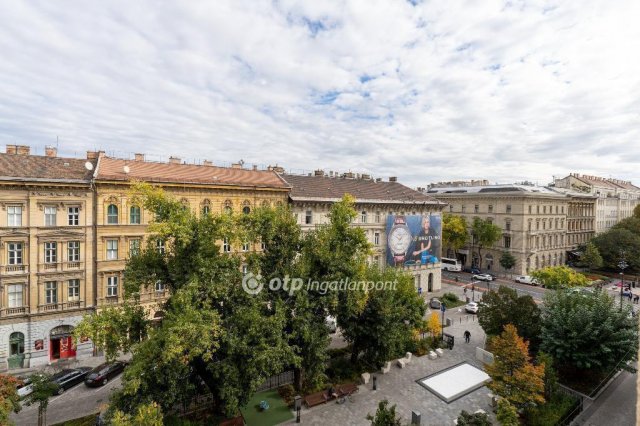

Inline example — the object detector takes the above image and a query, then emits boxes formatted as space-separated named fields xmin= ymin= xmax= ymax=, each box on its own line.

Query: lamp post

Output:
xmin=440 ymin=303 xmax=446 ymax=340
xmin=619 ymin=252 xmax=629 ymax=309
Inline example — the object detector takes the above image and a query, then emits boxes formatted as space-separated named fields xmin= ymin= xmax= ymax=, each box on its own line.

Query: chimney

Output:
xmin=272 ymin=166 xmax=284 ymax=174
xmin=45 ymin=146 xmax=57 ymax=157
xmin=134 ymin=153 xmax=145 ymax=162
xmin=86 ymin=151 xmax=98 ymax=160
xmin=252 ymin=164 xmax=258 ymax=171
xmin=343 ymin=171 xmax=355 ymax=179
xmin=231 ymin=162 xmax=242 ymax=169
xmin=361 ymin=173 xmax=371 ymax=180
xmin=314 ymin=169 xmax=324 ymax=177
xmin=376 ymin=178 xmax=382 ymax=182
xmin=389 ymin=176 xmax=397 ymax=182
xmin=169 ymin=156 xmax=181 ymax=164
xmin=6 ymin=145 xmax=17 ymax=155
xmin=203 ymin=160 xmax=213 ymax=166
xmin=16 ymin=145 xmax=31 ymax=155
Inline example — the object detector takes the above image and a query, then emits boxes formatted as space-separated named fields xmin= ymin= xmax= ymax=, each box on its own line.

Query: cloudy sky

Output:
xmin=0 ymin=0 xmax=639 ymax=186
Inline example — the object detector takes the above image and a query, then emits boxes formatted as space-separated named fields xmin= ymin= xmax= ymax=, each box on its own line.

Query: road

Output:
xmin=441 ymin=271 xmax=547 ymax=301
xmin=11 ymin=375 xmax=121 ymax=425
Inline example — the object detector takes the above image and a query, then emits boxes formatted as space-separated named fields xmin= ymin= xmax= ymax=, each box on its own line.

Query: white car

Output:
xmin=515 ymin=275 xmax=539 ymax=285
xmin=465 ymin=302 xmax=479 ymax=314
xmin=472 ymin=274 xmax=494 ymax=282
xmin=16 ymin=377 xmax=33 ymax=399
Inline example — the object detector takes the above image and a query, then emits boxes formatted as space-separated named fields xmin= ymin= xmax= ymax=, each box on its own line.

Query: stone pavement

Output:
xmin=286 ymin=311 xmax=493 ymax=426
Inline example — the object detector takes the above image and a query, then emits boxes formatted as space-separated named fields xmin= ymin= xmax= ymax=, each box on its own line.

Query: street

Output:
xmin=11 ymin=374 xmax=121 ymax=425
xmin=441 ymin=271 xmax=548 ymax=302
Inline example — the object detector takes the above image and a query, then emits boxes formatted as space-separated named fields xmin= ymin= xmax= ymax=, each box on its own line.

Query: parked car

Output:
xmin=84 ymin=361 xmax=126 ymax=387
xmin=472 ymin=273 xmax=494 ymax=282
xmin=515 ymin=275 xmax=539 ymax=285
xmin=429 ymin=298 xmax=442 ymax=309
xmin=51 ymin=367 xmax=92 ymax=394
xmin=464 ymin=267 xmax=481 ymax=274
xmin=465 ymin=302 xmax=479 ymax=314
xmin=16 ymin=377 xmax=33 ymax=399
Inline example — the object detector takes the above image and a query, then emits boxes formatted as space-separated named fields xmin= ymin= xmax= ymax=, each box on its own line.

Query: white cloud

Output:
xmin=0 ymin=0 xmax=639 ymax=186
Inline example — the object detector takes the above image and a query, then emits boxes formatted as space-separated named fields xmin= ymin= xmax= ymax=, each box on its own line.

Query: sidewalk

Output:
xmin=7 ymin=352 xmax=131 ymax=377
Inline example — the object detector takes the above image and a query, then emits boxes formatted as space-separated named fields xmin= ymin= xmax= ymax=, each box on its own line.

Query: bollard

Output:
xmin=294 ymin=395 xmax=302 ymax=423
xmin=411 ymin=410 xmax=422 ymax=425
xmin=373 ymin=375 xmax=377 ymax=391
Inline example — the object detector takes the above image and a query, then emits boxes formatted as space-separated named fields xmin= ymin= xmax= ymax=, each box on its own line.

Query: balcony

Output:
xmin=65 ymin=262 xmax=81 ymax=269
xmin=37 ymin=301 xmax=85 ymax=313
xmin=0 ymin=265 xmax=28 ymax=275
xmin=0 ymin=306 xmax=29 ymax=317
xmin=98 ymin=296 xmax=122 ymax=306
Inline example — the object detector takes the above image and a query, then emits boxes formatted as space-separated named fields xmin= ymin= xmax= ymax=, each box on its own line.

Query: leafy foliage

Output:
xmin=0 ymin=374 xmax=21 ymax=425
xmin=112 ymin=402 xmax=163 ymax=426
xmin=499 ymin=252 xmax=516 ymax=271
xmin=426 ymin=312 xmax=441 ymax=338
xmin=531 ymin=266 xmax=589 ymax=289
xmin=478 ymin=286 xmax=541 ymax=352
xmin=496 ymin=398 xmax=518 ymax=426
xmin=486 ymin=324 xmax=545 ymax=409
xmin=540 ymin=290 xmax=639 ymax=374
xmin=366 ymin=399 xmax=404 ymax=426
xmin=591 ymin=228 xmax=640 ymax=270
xmin=471 ymin=218 xmax=502 ymax=269
xmin=455 ymin=410 xmax=492 ymax=426
xmin=442 ymin=213 xmax=468 ymax=254
xmin=23 ymin=373 xmax=58 ymax=426
xmin=579 ymin=242 xmax=603 ymax=271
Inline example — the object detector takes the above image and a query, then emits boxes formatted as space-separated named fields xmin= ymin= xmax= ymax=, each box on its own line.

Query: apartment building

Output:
xmin=547 ymin=187 xmax=596 ymax=260
xmin=427 ymin=183 xmax=571 ymax=275
xmin=92 ymin=154 xmax=290 ymax=313
xmin=0 ymin=146 xmax=96 ymax=370
xmin=553 ymin=173 xmax=640 ymax=233
xmin=282 ymin=171 xmax=446 ymax=293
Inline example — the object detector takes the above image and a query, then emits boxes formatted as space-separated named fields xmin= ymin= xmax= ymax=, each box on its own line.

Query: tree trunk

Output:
xmin=293 ymin=367 xmax=303 ymax=391
xmin=350 ymin=342 xmax=360 ymax=364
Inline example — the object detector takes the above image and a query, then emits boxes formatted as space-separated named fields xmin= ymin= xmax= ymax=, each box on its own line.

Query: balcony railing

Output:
xmin=65 ymin=262 xmax=81 ymax=269
xmin=0 ymin=306 xmax=29 ymax=317
xmin=0 ymin=265 xmax=28 ymax=274
xmin=37 ymin=301 xmax=85 ymax=313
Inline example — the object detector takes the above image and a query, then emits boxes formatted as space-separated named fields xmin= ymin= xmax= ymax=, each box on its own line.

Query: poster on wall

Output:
xmin=34 ymin=339 xmax=44 ymax=351
xmin=386 ymin=214 xmax=441 ymax=267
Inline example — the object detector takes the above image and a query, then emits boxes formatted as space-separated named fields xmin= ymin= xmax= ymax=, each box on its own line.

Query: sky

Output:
xmin=0 ymin=0 xmax=639 ymax=187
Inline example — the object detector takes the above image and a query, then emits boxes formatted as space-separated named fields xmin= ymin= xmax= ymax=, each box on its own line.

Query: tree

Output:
xmin=537 ymin=352 xmax=558 ymax=401
xmin=442 ymin=213 xmax=468 ymax=256
xmin=531 ymin=266 xmax=589 ymax=289
xmin=486 ymin=324 xmax=545 ymax=409
xmin=496 ymin=398 xmax=518 ymax=426
xmin=614 ymin=216 xmax=640 ymax=235
xmin=23 ymin=373 xmax=58 ymax=426
xmin=112 ymin=402 xmax=163 ymax=426
xmin=541 ymin=290 xmax=638 ymax=376
xmin=456 ymin=410 xmax=492 ymax=426
xmin=591 ymin=228 xmax=640 ymax=270
xmin=0 ymin=374 xmax=21 ymax=425
xmin=634 ymin=204 xmax=640 ymax=218
xmin=471 ymin=218 xmax=502 ymax=270
xmin=366 ymin=399 xmax=404 ymax=426
xmin=478 ymin=286 xmax=541 ymax=352
xmin=579 ymin=242 xmax=603 ymax=271
xmin=499 ymin=252 xmax=516 ymax=273
xmin=426 ymin=312 xmax=442 ymax=339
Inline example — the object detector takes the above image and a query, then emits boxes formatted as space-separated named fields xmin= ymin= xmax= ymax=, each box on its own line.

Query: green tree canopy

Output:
xmin=456 ymin=410 xmax=492 ymax=426
xmin=541 ymin=290 xmax=639 ymax=374
xmin=591 ymin=228 xmax=640 ymax=270
xmin=531 ymin=266 xmax=589 ymax=289
xmin=613 ymin=216 xmax=640 ymax=235
xmin=366 ymin=399 xmax=404 ymax=426
xmin=478 ymin=285 xmax=541 ymax=352
xmin=471 ymin=218 xmax=502 ymax=269
xmin=499 ymin=252 xmax=517 ymax=272
xmin=579 ymin=242 xmax=603 ymax=271
xmin=443 ymin=213 xmax=468 ymax=255
xmin=634 ymin=204 xmax=640 ymax=218
xmin=24 ymin=373 xmax=58 ymax=426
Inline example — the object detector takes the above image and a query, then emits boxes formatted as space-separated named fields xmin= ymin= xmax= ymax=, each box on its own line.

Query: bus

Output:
xmin=440 ymin=257 xmax=462 ymax=272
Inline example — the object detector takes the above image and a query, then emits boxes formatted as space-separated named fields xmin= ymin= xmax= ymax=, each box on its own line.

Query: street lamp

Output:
xmin=618 ymin=252 xmax=629 ymax=309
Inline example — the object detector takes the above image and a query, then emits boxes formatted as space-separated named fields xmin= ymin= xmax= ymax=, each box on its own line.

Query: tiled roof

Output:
xmin=282 ymin=174 xmax=441 ymax=204
xmin=96 ymin=157 xmax=289 ymax=189
xmin=573 ymin=175 xmax=619 ymax=189
xmin=0 ymin=153 xmax=94 ymax=182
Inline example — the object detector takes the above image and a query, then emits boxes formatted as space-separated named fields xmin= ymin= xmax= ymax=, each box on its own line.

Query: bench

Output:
xmin=219 ymin=416 xmax=244 ymax=426
xmin=338 ymin=383 xmax=359 ymax=397
xmin=304 ymin=391 xmax=328 ymax=408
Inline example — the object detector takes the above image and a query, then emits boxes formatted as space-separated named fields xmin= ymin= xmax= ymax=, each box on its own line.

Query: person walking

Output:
xmin=464 ymin=330 xmax=471 ymax=343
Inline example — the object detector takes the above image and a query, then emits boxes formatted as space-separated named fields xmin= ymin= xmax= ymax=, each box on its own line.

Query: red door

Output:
xmin=59 ymin=336 xmax=76 ymax=359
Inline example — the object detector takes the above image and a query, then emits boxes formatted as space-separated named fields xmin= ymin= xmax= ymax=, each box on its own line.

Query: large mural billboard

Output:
xmin=386 ymin=214 xmax=442 ymax=267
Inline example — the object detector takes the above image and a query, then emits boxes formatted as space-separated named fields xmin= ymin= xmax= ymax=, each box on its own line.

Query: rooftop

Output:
xmin=0 ymin=151 xmax=95 ymax=183
xmin=426 ymin=184 xmax=561 ymax=196
xmin=282 ymin=173 xmax=442 ymax=205
xmin=95 ymin=156 xmax=289 ymax=189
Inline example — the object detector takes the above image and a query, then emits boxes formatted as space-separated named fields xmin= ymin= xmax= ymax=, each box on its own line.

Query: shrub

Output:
xmin=277 ymin=384 xmax=295 ymax=407
xmin=524 ymin=393 xmax=578 ymax=426
xmin=441 ymin=292 xmax=459 ymax=305
xmin=325 ymin=357 xmax=361 ymax=384
xmin=327 ymin=346 xmax=351 ymax=359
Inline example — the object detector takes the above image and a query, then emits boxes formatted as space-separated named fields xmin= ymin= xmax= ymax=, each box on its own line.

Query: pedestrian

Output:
xmin=463 ymin=287 xmax=467 ymax=295
xmin=464 ymin=330 xmax=471 ymax=343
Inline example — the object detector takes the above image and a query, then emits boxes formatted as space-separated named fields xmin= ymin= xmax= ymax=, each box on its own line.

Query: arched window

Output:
xmin=130 ymin=206 xmax=141 ymax=224
xmin=361 ymin=211 xmax=367 ymax=223
xmin=261 ymin=200 xmax=270 ymax=208
xmin=9 ymin=332 xmax=24 ymax=356
xmin=202 ymin=199 xmax=211 ymax=215
xmin=223 ymin=200 xmax=233 ymax=214
xmin=107 ymin=204 xmax=118 ymax=224
xmin=242 ymin=201 xmax=251 ymax=215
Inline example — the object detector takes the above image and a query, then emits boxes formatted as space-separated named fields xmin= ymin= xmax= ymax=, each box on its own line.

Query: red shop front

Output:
xmin=50 ymin=325 xmax=76 ymax=361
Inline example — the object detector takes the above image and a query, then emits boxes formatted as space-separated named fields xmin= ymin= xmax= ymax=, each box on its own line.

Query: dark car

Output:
xmin=84 ymin=361 xmax=126 ymax=387
xmin=51 ymin=367 xmax=92 ymax=394
xmin=464 ymin=267 xmax=481 ymax=274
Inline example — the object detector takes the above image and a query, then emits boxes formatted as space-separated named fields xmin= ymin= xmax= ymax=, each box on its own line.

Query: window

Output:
xmin=67 ymin=207 xmax=80 ymax=226
xmin=536 ymin=220 xmax=540 ymax=230
xmin=45 ymin=281 xmax=58 ymax=304
xmin=8 ymin=242 xmax=22 ymax=265
xmin=374 ymin=232 xmax=380 ymax=245
xmin=505 ymin=221 xmax=511 ymax=231
xmin=242 ymin=265 xmax=248 ymax=275
xmin=361 ymin=211 xmax=367 ymax=223
xmin=156 ymin=240 xmax=166 ymax=254
xmin=223 ymin=238 xmax=231 ymax=253
xmin=68 ymin=241 xmax=80 ymax=262
xmin=488 ymin=205 xmax=493 ymax=213
xmin=305 ymin=210 xmax=313 ymax=225
xmin=68 ymin=279 xmax=80 ymax=301
xmin=107 ymin=276 xmax=118 ymax=297
xmin=449 ymin=205 xmax=453 ymax=213
xmin=375 ymin=211 xmax=381 ymax=223
xmin=506 ymin=204 xmax=512 ymax=214
xmin=44 ymin=242 xmax=57 ymax=263
xmin=261 ymin=241 xmax=266 ymax=251
xmin=537 ymin=205 xmax=540 ymax=214
xmin=7 ymin=206 xmax=22 ymax=227
xmin=107 ymin=204 xmax=118 ymax=224
xmin=543 ymin=206 xmax=547 ymax=214
xmin=106 ymin=239 xmax=118 ymax=260
xmin=504 ymin=236 xmax=511 ymax=248
xmin=223 ymin=201 xmax=233 ymax=214
xmin=202 ymin=204 xmax=210 ymax=215
xmin=242 ymin=242 xmax=250 ymax=252
xmin=155 ymin=280 xmax=165 ymax=293
xmin=129 ymin=239 xmax=141 ymax=256
xmin=528 ymin=205 xmax=532 ymax=214
xmin=130 ymin=206 xmax=141 ymax=224
xmin=44 ymin=206 xmax=57 ymax=226
xmin=242 ymin=206 xmax=251 ymax=214
xmin=461 ymin=205 xmax=466 ymax=213
xmin=8 ymin=284 xmax=23 ymax=307
xmin=556 ymin=206 xmax=559 ymax=214
xmin=474 ymin=204 xmax=479 ymax=213
xmin=528 ymin=221 xmax=532 ymax=231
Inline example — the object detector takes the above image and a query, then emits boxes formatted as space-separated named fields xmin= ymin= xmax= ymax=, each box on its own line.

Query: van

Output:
xmin=515 ymin=275 xmax=539 ymax=286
